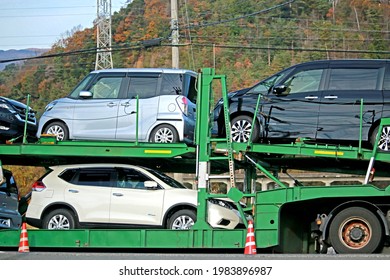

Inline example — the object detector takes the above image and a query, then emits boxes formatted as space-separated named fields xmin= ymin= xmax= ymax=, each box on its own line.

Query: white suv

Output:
xmin=37 ymin=68 xmax=198 ymax=144
xmin=26 ymin=163 xmax=247 ymax=230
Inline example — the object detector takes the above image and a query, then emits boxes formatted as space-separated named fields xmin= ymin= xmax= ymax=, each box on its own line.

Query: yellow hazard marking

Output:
xmin=144 ymin=150 xmax=172 ymax=154
xmin=314 ymin=150 xmax=344 ymax=156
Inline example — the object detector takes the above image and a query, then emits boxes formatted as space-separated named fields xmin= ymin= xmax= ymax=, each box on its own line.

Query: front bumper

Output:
xmin=0 ymin=210 xmax=22 ymax=229
xmin=0 ymin=111 xmax=38 ymax=141
xmin=207 ymin=201 xmax=248 ymax=229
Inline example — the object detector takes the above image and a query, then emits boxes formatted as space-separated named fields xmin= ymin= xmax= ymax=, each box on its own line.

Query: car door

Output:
xmin=72 ymin=74 xmax=126 ymax=140
xmin=109 ymin=167 xmax=165 ymax=226
xmin=64 ymin=168 xmax=115 ymax=223
xmin=116 ymin=74 xmax=160 ymax=141
xmin=264 ymin=65 xmax=326 ymax=140
xmin=317 ymin=62 xmax=386 ymax=142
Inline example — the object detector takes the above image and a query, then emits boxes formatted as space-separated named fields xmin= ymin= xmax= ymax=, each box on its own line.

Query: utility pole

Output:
xmin=170 ymin=0 xmax=179 ymax=68
xmin=95 ymin=0 xmax=113 ymax=70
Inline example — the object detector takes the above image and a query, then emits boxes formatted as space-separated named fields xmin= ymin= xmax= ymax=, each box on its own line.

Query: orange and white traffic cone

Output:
xmin=244 ymin=220 xmax=256 ymax=255
xmin=18 ymin=222 xmax=29 ymax=253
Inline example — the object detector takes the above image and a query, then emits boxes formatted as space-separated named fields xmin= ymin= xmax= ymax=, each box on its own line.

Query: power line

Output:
xmin=184 ymin=0 xmax=295 ymax=29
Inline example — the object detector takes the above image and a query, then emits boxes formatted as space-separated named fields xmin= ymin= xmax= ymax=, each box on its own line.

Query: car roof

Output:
xmin=90 ymin=68 xmax=198 ymax=76
xmin=49 ymin=163 xmax=150 ymax=171
xmin=295 ymin=59 xmax=390 ymax=67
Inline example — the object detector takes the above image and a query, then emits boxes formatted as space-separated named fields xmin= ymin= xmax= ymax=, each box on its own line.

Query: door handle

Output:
xmin=121 ymin=102 xmax=131 ymax=107
xmin=113 ymin=193 xmax=123 ymax=197
xmin=324 ymin=95 xmax=338 ymax=99
xmin=68 ymin=189 xmax=79 ymax=193
xmin=107 ymin=102 xmax=117 ymax=107
xmin=305 ymin=96 xmax=318 ymax=100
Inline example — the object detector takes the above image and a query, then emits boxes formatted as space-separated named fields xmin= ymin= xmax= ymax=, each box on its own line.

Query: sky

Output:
xmin=0 ymin=0 xmax=128 ymax=50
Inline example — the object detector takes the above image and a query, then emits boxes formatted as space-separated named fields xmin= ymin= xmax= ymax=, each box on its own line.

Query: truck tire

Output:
xmin=167 ymin=209 xmax=196 ymax=230
xmin=329 ymin=207 xmax=383 ymax=254
xmin=43 ymin=208 xmax=76 ymax=230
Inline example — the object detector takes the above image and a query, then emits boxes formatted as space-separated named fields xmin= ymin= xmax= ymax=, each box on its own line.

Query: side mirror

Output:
xmin=79 ymin=91 xmax=93 ymax=98
xmin=144 ymin=180 xmax=159 ymax=190
xmin=273 ymin=85 xmax=288 ymax=95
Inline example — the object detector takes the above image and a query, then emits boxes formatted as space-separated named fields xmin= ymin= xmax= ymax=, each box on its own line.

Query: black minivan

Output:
xmin=0 ymin=168 xmax=22 ymax=229
xmin=213 ymin=59 xmax=390 ymax=151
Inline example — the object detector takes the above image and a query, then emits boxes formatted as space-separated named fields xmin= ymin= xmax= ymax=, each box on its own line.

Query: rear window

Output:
xmin=0 ymin=170 xmax=18 ymax=195
xmin=328 ymin=68 xmax=379 ymax=90
xmin=186 ymin=75 xmax=197 ymax=103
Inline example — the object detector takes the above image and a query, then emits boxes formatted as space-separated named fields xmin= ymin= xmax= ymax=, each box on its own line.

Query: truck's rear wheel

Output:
xmin=329 ymin=207 xmax=383 ymax=254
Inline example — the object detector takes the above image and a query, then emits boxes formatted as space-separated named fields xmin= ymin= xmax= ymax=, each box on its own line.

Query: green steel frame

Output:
xmin=1 ymin=68 xmax=390 ymax=253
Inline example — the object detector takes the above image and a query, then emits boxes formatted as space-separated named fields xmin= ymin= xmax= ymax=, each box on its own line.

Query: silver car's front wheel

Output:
xmin=168 ymin=209 xmax=196 ymax=230
xmin=44 ymin=121 xmax=69 ymax=141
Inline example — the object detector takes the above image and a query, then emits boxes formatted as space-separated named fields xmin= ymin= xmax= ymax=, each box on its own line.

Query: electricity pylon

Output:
xmin=95 ymin=0 xmax=113 ymax=70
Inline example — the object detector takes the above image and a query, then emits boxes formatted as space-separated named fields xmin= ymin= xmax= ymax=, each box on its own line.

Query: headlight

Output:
xmin=45 ymin=101 xmax=57 ymax=112
xmin=208 ymin=199 xmax=234 ymax=210
xmin=0 ymin=103 xmax=13 ymax=112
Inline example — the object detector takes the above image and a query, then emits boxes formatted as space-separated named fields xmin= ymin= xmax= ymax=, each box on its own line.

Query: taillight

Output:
xmin=176 ymin=96 xmax=189 ymax=116
xmin=32 ymin=181 xmax=46 ymax=192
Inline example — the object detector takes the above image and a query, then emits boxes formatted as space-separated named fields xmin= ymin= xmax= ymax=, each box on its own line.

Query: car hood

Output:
xmin=228 ymin=87 xmax=251 ymax=99
xmin=0 ymin=97 xmax=35 ymax=112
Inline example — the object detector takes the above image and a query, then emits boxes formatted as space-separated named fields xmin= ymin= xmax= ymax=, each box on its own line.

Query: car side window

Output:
xmin=58 ymin=169 xmax=78 ymax=183
xmin=328 ymin=68 xmax=379 ymax=90
xmin=161 ymin=73 xmax=183 ymax=95
xmin=250 ymin=71 xmax=292 ymax=95
xmin=75 ymin=168 xmax=114 ymax=187
xmin=117 ymin=168 xmax=151 ymax=189
xmin=127 ymin=77 xmax=158 ymax=99
xmin=384 ymin=67 xmax=390 ymax=90
xmin=89 ymin=77 xmax=123 ymax=99
xmin=282 ymin=69 xmax=323 ymax=94
xmin=68 ymin=74 xmax=95 ymax=98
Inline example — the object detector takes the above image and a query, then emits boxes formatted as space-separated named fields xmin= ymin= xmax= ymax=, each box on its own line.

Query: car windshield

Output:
xmin=146 ymin=168 xmax=187 ymax=189
xmin=68 ymin=73 xmax=96 ymax=98
xmin=248 ymin=68 xmax=294 ymax=95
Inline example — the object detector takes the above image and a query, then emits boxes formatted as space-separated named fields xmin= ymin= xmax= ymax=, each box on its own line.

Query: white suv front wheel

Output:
xmin=168 ymin=209 xmax=196 ymax=230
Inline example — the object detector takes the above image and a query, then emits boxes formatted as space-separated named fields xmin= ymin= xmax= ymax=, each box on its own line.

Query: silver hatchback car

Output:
xmin=37 ymin=68 xmax=198 ymax=144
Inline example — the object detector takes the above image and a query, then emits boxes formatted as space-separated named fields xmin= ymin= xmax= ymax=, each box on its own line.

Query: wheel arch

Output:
xmin=218 ymin=110 xmax=262 ymax=138
xmin=322 ymin=200 xmax=389 ymax=241
xmin=41 ymin=202 xmax=79 ymax=224
xmin=368 ymin=119 xmax=381 ymax=143
xmin=148 ymin=122 xmax=181 ymax=142
xmin=41 ymin=119 xmax=71 ymax=137
xmin=162 ymin=203 xmax=197 ymax=228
